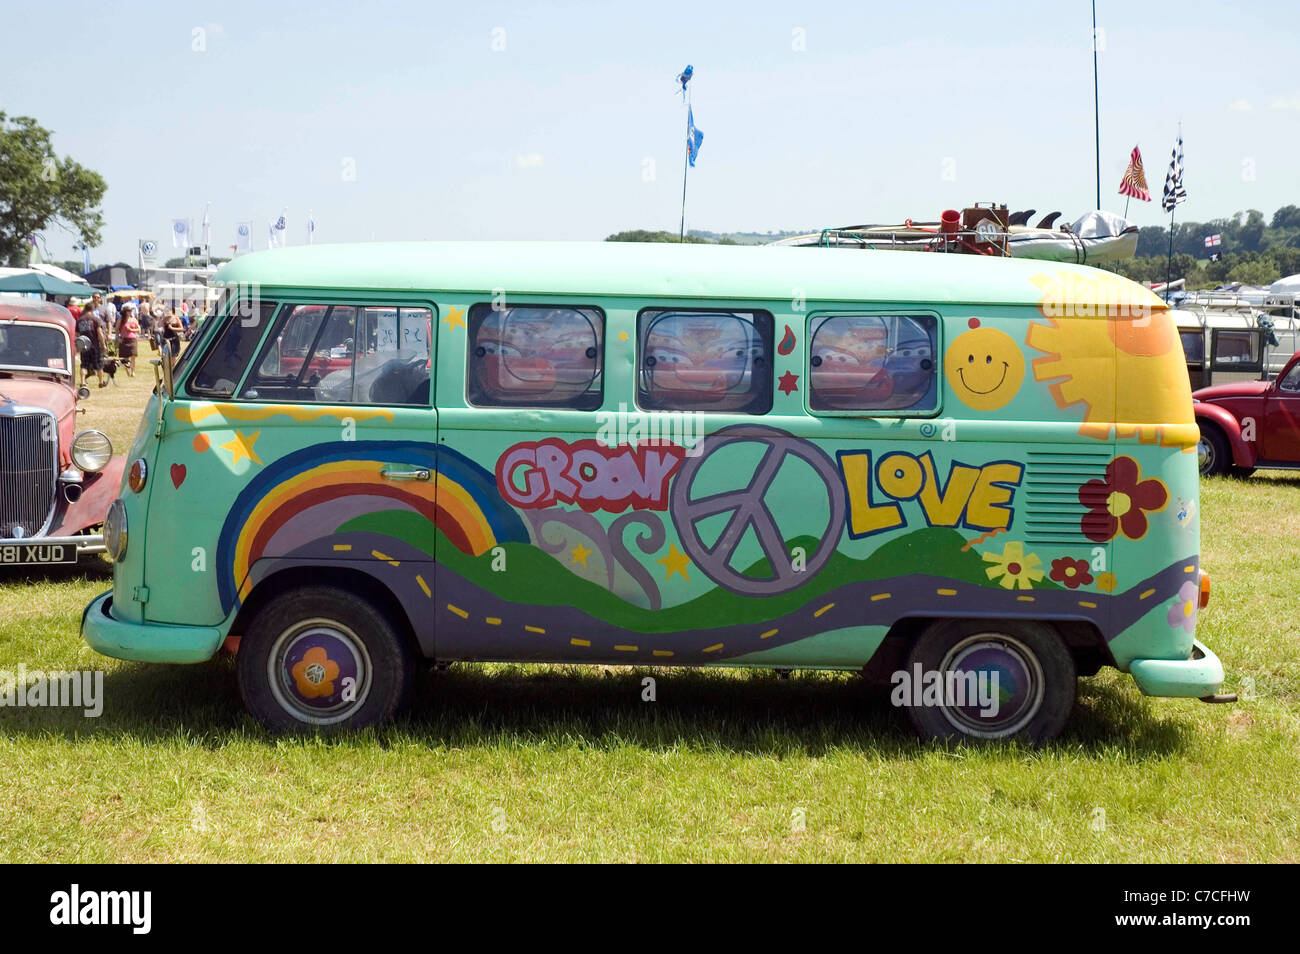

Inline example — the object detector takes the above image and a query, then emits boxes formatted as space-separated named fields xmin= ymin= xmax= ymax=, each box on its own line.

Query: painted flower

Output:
xmin=292 ymin=646 xmax=340 ymax=699
xmin=1166 ymin=581 xmax=1199 ymax=634
xmin=1079 ymin=456 xmax=1168 ymax=543
xmin=982 ymin=541 xmax=1044 ymax=590
xmin=1049 ymin=556 xmax=1093 ymax=589
xmin=1095 ymin=572 xmax=1118 ymax=594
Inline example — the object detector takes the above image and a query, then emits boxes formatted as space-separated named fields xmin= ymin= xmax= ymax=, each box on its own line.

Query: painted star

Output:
xmin=570 ymin=544 xmax=593 ymax=567
xmin=221 ymin=429 xmax=263 ymax=466
xmin=777 ymin=371 xmax=799 ymax=396
xmin=442 ymin=306 xmax=466 ymax=332
xmin=657 ymin=543 xmax=691 ymax=581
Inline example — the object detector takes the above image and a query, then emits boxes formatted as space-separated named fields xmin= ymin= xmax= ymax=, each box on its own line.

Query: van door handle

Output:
xmin=380 ymin=467 xmax=432 ymax=482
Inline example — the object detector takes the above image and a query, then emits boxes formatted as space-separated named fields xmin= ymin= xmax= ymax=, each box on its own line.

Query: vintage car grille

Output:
xmin=0 ymin=411 xmax=58 ymax=539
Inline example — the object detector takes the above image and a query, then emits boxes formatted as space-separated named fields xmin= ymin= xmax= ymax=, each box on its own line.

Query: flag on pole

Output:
xmin=82 ymin=244 xmax=91 ymax=275
xmin=235 ymin=221 xmax=252 ymax=253
xmin=201 ymin=203 xmax=211 ymax=248
xmin=675 ymin=64 xmax=694 ymax=100
xmin=686 ymin=107 xmax=703 ymax=167
xmin=1118 ymin=145 xmax=1150 ymax=202
xmin=308 ymin=211 xmax=316 ymax=245
xmin=1204 ymin=234 xmax=1222 ymax=248
xmin=1162 ymin=136 xmax=1187 ymax=212
xmin=274 ymin=208 xmax=288 ymax=247
xmin=171 ymin=218 xmax=191 ymax=249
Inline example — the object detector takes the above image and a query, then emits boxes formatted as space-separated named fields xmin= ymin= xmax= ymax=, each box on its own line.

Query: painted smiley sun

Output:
xmin=1025 ymin=272 xmax=1195 ymax=448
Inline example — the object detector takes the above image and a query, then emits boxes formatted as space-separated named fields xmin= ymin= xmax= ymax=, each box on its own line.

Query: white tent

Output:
xmin=1269 ymin=273 xmax=1300 ymax=295
xmin=30 ymin=263 xmax=91 ymax=286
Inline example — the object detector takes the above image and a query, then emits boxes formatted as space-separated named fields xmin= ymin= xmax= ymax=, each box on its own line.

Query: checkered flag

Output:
xmin=1162 ymin=136 xmax=1186 ymax=212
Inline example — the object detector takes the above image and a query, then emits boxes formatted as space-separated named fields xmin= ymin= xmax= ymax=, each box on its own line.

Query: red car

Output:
xmin=1194 ymin=348 xmax=1300 ymax=477
xmin=0 ymin=299 xmax=125 ymax=566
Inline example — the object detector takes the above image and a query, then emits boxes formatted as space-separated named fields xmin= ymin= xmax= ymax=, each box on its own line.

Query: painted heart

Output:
xmin=170 ymin=463 xmax=187 ymax=488
xmin=193 ymin=433 xmax=210 ymax=452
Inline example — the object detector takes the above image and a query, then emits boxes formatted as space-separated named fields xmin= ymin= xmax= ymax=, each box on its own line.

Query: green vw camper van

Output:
xmin=81 ymin=242 xmax=1227 ymax=741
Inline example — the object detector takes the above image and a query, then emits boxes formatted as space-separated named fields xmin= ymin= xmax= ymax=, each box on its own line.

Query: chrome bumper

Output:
xmin=1 ymin=534 xmax=106 ymax=554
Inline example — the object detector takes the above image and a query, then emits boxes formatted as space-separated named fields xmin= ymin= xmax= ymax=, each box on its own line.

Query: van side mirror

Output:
xmin=160 ymin=342 xmax=175 ymax=399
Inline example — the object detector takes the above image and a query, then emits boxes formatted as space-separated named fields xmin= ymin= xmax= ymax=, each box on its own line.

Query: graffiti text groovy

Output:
xmin=496 ymin=439 xmax=686 ymax=513
xmin=839 ymin=450 xmax=1023 ymax=538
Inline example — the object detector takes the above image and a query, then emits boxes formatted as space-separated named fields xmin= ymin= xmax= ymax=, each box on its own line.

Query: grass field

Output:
xmin=0 ymin=359 xmax=1296 ymax=862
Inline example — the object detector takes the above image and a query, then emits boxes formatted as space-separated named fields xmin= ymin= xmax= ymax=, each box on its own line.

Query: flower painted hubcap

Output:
xmin=938 ymin=634 xmax=1045 ymax=738
xmin=267 ymin=619 xmax=371 ymax=725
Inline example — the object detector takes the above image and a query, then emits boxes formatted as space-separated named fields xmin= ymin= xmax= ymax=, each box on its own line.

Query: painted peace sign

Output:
xmin=669 ymin=424 xmax=846 ymax=596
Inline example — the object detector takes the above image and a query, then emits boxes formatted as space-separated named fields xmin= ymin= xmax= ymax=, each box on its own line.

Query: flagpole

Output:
xmin=1092 ymin=0 xmax=1101 ymax=210
xmin=679 ymin=87 xmax=691 ymax=243
xmin=1165 ymin=204 xmax=1175 ymax=300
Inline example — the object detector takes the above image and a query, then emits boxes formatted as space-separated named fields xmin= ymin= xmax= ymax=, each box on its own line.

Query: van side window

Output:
xmin=808 ymin=314 xmax=937 ymax=413
xmin=187 ymin=301 xmax=278 ymax=397
xmin=467 ymin=304 xmax=603 ymax=410
xmin=1211 ymin=329 xmax=1261 ymax=369
xmin=239 ymin=303 xmax=431 ymax=405
xmin=637 ymin=309 xmax=773 ymax=414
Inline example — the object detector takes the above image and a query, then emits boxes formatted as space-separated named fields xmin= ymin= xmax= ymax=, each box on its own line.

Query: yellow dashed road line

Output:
xmin=447 ymin=604 xmax=468 ymax=619
xmin=1078 ymin=600 xmax=1098 ymax=609
xmin=333 ymin=544 xmax=352 ymax=552
xmin=525 ymin=625 xmax=546 ymax=634
xmin=703 ymin=643 xmax=723 ymax=653
xmin=485 ymin=617 xmax=501 ymax=626
xmin=813 ymin=602 xmax=835 ymax=618
xmin=937 ymin=588 xmax=957 ymax=596
xmin=614 ymin=645 xmax=638 ymax=652
xmin=652 ymin=650 xmax=673 ymax=658
xmin=415 ymin=574 xmax=431 ymax=598
xmin=570 ymin=638 xmax=591 ymax=647
xmin=1139 ymin=588 xmax=1156 ymax=600
xmin=371 ymin=549 xmax=399 ymax=566
xmin=870 ymin=592 xmax=891 ymax=601
xmin=760 ymin=628 xmax=778 ymax=639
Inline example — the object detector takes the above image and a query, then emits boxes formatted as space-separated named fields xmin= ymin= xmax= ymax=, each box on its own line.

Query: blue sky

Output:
xmin=5 ymin=0 xmax=1299 ymax=262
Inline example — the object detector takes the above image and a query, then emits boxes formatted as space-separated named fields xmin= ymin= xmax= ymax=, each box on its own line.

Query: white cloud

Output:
xmin=1228 ymin=98 xmax=1253 ymax=112
xmin=1268 ymin=94 xmax=1300 ymax=111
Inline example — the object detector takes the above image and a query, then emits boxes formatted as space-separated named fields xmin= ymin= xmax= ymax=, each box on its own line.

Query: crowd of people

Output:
xmin=66 ymin=291 xmax=194 ymax=387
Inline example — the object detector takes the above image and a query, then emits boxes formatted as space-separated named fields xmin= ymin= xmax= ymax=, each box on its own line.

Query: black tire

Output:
xmin=902 ymin=619 xmax=1075 ymax=744
xmin=237 ymin=586 xmax=413 ymax=732
xmin=1197 ymin=422 xmax=1230 ymax=477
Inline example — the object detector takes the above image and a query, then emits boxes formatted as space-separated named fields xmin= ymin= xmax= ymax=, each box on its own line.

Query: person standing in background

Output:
xmin=163 ymin=307 xmax=184 ymax=365
xmin=118 ymin=304 xmax=140 ymax=377
xmin=76 ymin=304 xmax=108 ymax=388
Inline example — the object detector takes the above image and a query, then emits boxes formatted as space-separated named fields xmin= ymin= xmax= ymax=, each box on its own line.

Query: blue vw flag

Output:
xmin=687 ymin=107 xmax=704 ymax=167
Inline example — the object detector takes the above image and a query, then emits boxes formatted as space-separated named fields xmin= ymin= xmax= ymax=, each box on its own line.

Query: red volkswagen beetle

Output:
xmin=0 ymin=299 xmax=125 ymax=566
xmin=1193 ymin=349 xmax=1300 ymax=477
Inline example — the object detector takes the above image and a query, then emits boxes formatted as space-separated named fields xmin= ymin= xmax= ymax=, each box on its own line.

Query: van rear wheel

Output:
xmin=237 ymin=586 xmax=413 ymax=732
xmin=902 ymin=619 xmax=1075 ymax=744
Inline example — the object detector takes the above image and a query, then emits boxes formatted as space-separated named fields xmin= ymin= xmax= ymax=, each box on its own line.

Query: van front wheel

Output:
xmin=237 ymin=586 xmax=413 ymax=732
xmin=902 ymin=619 xmax=1075 ymax=744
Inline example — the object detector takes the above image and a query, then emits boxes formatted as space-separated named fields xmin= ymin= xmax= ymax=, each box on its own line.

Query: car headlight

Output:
xmin=104 ymin=498 xmax=127 ymax=562
xmin=71 ymin=430 xmax=113 ymax=472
